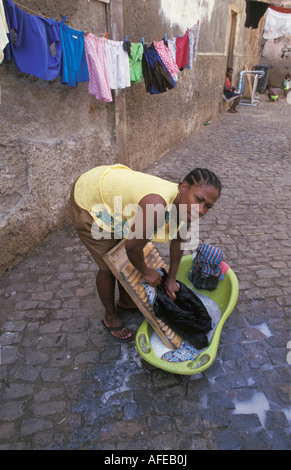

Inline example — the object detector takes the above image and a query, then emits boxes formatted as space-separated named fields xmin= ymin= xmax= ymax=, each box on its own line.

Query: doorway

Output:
xmin=227 ymin=10 xmax=237 ymax=68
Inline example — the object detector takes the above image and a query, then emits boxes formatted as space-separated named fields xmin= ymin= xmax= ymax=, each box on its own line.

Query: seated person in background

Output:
xmin=266 ymin=84 xmax=279 ymax=102
xmin=224 ymin=66 xmax=242 ymax=114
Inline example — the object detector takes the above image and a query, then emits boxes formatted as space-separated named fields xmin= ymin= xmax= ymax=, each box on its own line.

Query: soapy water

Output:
xmin=150 ymin=291 xmax=221 ymax=359
xmin=233 ymin=392 xmax=270 ymax=428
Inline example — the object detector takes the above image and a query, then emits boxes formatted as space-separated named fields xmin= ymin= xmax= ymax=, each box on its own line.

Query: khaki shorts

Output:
xmin=70 ymin=181 xmax=119 ymax=271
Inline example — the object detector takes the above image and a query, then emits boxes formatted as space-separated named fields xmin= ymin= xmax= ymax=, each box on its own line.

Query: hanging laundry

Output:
xmin=263 ymin=6 xmax=291 ymax=40
xmin=185 ymin=22 xmax=200 ymax=70
xmin=167 ymin=37 xmax=177 ymax=62
xmin=59 ymin=19 xmax=88 ymax=87
xmin=175 ymin=31 xmax=189 ymax=70
xmin=153 ymin=39 xmax=179 ymax=80
xmin=129 ymin=42 xmax=144 ymax=84
xmin=189 ymin=243 xmax=224 ymax=291
xmin=105 ymin=39 xmax=131 ymax=90
xmin=84 ymin=33 xmax=112 ymax=102
xmin=0 ymin=0 xmax=9 ymax=64
xmin=244 ymin=0 xmax=269 ymax=29
xmin=143 ymin=268 xmax=212 ymax=349
xmin=142 ymin=42 xmax=176 ymax=94
xmin=4 ymin=0 xmax=62 ymax=80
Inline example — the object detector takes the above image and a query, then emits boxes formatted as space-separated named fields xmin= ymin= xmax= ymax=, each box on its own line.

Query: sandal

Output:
xmin=101 ymin=320 xmax=133 ymax=343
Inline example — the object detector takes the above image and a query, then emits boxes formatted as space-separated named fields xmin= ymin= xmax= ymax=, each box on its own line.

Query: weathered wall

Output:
xmin=259 ymin=1 xmax=291 ymax=86
xmin=260 ymin=36 xmax=291 ymax=86
xmin=0 ymin=0 xmax=116 ymax=274
xmin=0 ymin=0 xmax=262 ymax=275
xmin=123 ymin=0 xmax=264 ymax=170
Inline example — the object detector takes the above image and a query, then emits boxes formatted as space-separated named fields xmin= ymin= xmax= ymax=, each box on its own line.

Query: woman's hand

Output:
xmin=143 ymin=268 xmax=162 ymax=287
xmin=164 ymin=276 xmax=180 ymax=301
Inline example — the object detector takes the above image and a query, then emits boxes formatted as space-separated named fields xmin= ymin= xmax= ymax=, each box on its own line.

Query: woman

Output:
xmin=224 ymin=66 xmax=242 ymax=113
xmin=70 ymin=164 xmax=221 ymax=342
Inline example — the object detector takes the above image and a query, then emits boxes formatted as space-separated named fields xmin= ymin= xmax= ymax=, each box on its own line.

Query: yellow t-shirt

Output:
xmin=74 ymin=164 xmax=179 ymax=242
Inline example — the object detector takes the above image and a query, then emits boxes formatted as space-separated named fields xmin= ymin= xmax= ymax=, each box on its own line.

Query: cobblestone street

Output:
xmin=0 ymin=95 xmax=290 ymax=450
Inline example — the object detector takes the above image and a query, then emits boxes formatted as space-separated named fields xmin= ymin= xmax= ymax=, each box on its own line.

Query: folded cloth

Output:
xmin=161 ymin=340 xmax=200 ymax=363
xmin=194 ymin=243 xmax=224 ymax=278
xmin=188 ymin=243 xmax=226 ymax=291
xmin=220 ymin=260 xmax=230 ymax=274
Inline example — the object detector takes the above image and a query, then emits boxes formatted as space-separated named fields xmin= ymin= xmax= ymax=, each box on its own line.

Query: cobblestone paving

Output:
xmin=0 ymin=96 xmax=290 ymax=450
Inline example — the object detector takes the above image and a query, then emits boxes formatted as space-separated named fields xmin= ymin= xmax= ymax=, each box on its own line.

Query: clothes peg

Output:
xmin=141 ymin=37 xmax=145 ymax=46
xmin=105 ymin=32 xmax=109 ymax=41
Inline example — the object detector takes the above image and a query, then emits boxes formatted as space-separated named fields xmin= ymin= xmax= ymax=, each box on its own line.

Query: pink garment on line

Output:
xmin=153 ymin=40 xmax=179 ymax=79
xmin=84 ymin=34 xmax=112 ymax=102
xmin=175 ymin=31 xmax=189 ymax=69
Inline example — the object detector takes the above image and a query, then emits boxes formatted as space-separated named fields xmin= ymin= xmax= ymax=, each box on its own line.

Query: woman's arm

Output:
xmin=164 ymin=234 xmax=184 ymax=301
xmin=125 ymin=194 xmax=167 ymax=287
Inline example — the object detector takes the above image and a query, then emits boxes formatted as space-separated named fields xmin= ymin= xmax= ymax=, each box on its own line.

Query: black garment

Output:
xmin=142 ymin=43 xmax=176 ymax=94
xmin=224 ymin=90 xmax=241 ymax=99
xmin=245 ymin=0 xmax=269 ymax=29
xmin=153 ymin=269 xmax=212 ymax=349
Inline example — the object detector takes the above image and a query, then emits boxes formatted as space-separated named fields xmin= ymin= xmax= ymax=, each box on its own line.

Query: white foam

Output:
xmin=256 ymin=323 xmax=272 ymax=338
xmin=282 ymin=407 xmax=291 ymax=424
xmin=233 ymin=392 xmax=270 ymax=427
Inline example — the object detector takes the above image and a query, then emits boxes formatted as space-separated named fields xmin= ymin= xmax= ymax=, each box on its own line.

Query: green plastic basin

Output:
xmin=136 ymin=254 xmax=239 ymax=375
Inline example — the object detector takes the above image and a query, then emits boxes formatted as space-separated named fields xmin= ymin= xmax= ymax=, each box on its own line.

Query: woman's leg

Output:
xmin=117 ymin=281 xmax=137 ymax=309
xmin=96 ymin=269 xmax=132 ymax=340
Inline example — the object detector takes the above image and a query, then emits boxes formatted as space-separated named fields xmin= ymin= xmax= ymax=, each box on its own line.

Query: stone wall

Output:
xmin=0 ymin=0 xmax=263 ymax=275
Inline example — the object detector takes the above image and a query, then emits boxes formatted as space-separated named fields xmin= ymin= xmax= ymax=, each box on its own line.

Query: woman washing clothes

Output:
xmin=70 ymin=165 xmax=221 ymax=342
xmin=224 ymin=66 xmax=242 ymax=113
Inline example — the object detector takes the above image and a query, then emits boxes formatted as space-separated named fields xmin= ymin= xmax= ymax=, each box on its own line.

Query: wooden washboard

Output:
xmin=102 ymin=240 xmax=183 ymax=350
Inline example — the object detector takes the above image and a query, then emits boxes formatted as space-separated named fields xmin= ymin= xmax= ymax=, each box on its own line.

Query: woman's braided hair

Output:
xmin=183 ymin=168 xmax=222 ymax=195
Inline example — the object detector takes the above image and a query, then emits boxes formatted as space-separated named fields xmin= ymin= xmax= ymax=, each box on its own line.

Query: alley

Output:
xmin=0 ymin=95 xmax=290 ymax=450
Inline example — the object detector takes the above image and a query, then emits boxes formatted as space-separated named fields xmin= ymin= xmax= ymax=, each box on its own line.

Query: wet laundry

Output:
xmin=128 ymin=42 xmax=144 ymax=84
xmin=4 ymin=0 xmax=62 ymax=80
xmin=153 ymin=38 xmax=179 ymax=80
xmin=175 ymin=31 xmax=189 ymax=70
xmin=105 ymin=39 xmax=131 ymax=90
xmin=150 ymin=290 xmax=222 ymax=363
xmin=143 ymin=268 xmax=212 ymax=349
xmin=161 ymin=340 xmax=200 ymax=363
xmin=142 ymin=42 xmax=176 ymax=94
xmin=59 ymin=20 xmax=88 ymax=87
xmin=84 ymin=33 xmax=112 ymax=102
xmin=263 ymin=5 xmax=291 ymax=39
xmin=185 ymin=22 xmax=200 ymax=69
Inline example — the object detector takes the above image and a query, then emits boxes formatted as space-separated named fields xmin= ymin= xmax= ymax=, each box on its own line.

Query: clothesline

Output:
xmin=2 ymin=0 xmax=201 ymax=103
xmin=3 ymin=0 xmax=196 ymax=43
xmin=5 ymin=0 xmax=50 ymax=19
